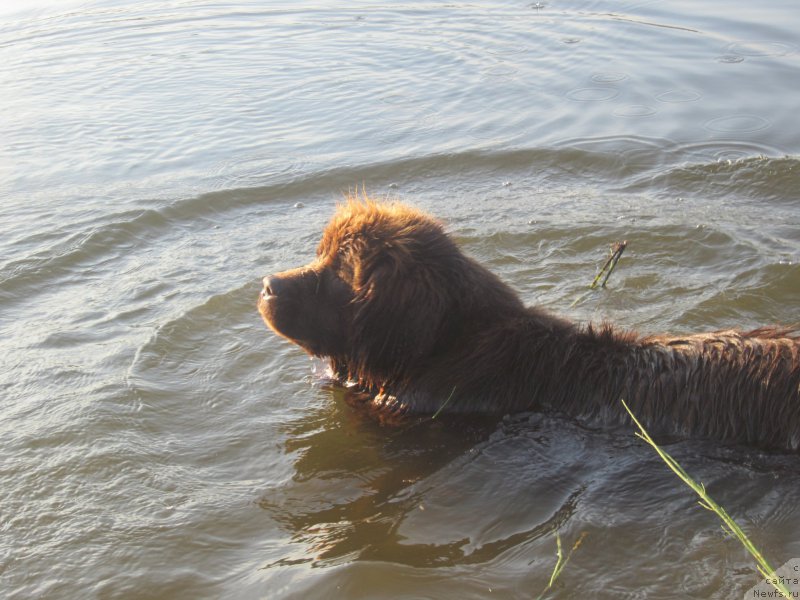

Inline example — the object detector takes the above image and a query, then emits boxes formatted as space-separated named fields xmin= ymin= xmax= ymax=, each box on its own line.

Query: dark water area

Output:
xmin=1 ymin=1 xmax=799 ymax=598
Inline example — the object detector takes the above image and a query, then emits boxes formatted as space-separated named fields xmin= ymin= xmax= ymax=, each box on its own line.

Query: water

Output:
xmin=1 ymin=1 xmax=799 ymax=598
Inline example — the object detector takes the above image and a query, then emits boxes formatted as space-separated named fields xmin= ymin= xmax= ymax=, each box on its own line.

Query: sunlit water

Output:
xmin=2 ymin=1 xmax=799 ymax=598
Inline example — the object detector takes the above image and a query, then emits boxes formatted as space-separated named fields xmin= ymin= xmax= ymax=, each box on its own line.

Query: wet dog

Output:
xmin=258 ymin=199 xmax=800 ymax=450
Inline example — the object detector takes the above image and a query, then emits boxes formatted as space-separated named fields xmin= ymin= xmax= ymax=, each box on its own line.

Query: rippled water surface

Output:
xmin=2 ymin=1 xmax=799 ymax=598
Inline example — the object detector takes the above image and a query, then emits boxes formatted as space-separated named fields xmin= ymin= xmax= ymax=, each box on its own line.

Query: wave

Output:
xmin=619 ymin=154 xmax=800 ymax=202
xmin=3 ymin=142 xmax=796 ymax=305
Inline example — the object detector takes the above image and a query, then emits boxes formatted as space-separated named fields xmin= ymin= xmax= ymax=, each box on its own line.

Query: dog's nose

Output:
xmin=262 ymin=275 xmax=282 ymax=297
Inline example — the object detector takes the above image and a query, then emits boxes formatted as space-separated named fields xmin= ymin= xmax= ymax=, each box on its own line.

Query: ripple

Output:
xmin=467 ymin=124 xmax=502 ymax=140
xmin=704 ymin=114 xmax=771 ymax=133
xmin=717 ymin=54 xmax=745 ymax=64
xmin=561 ymin=37 xmax=582 ymax=44
xmin=557 ymin=134 xmax=669 ymax=153
xmin=382 ymin=106 xmax=439 ymax=124
xmin=725 ymin=40 xmax=797 ymax=57
xmin=672 ymin=140 xmax=783 ymax=163
xmin=375 ymin=125 xmax=413 ymax=145
xmin=565 ymin=87 xmax=619 ymax=102
xmin=554 ymin=135 xmax=670 ymax=173
xmin=655 ymin=89 xmax=702 ymax=103
xmin=485 ymin=45 xmax=527 ymax=56
xmin=483 ymin=64 xmax=518 ymax=79
xmin=712 ymin=149 xmax=757 ymax=161
xmin=209 ymin=156 xmax=310 ymax=189
xmin=591 ymin=72 xmax=628 ymax=83
xmin=613 ymin=104 xmax=657 ymax=118
xmin=380 ymin=93 xmax=412 ymax=105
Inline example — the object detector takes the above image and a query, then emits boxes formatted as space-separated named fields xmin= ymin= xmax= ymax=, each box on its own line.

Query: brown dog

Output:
xmin=258 ymin=199 xmax=800 ymax=451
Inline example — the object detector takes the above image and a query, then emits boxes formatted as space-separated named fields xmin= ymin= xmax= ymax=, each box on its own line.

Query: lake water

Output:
xmin=2 ymin=1 xmax=799 ymax=598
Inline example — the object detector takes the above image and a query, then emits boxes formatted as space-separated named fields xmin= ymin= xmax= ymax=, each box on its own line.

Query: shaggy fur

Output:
xmin=258 ymin=199 xmax=800 ymax=451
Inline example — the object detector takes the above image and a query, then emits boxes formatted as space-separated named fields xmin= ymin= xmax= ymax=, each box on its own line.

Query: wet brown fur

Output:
xmin=258 ymin=199 xmax=800 ymax=451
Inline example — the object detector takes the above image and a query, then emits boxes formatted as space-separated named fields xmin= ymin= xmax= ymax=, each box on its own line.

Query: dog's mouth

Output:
xmin=256 ymin=288 xmax=272 ymax=316
xmin=256 ymin=287 xmax=283 ymax=333
xmin=257 ymin=290 xmax=323 ymax=356
xmin=258 ymin=267 xmax=355 ymax=361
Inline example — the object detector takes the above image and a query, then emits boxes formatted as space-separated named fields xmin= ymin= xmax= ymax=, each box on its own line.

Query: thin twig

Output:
xmin=590 ymin=240 xmax=627 ymax=289
xmin=570 ymin=240 xmax=628 ymax=308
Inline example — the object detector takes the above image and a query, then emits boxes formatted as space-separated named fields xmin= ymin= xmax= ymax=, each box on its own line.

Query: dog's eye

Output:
xmin=315 ymin=268 xmax=356 ymax=306
xmin=332 ymin=259 xmax=356 ymax=288
xmin=314 ymin=268 xmax=340 ymax=295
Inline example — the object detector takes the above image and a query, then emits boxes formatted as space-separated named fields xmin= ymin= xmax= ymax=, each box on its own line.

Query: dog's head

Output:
xmin=258 ymin=200 xmax=463 ymax=383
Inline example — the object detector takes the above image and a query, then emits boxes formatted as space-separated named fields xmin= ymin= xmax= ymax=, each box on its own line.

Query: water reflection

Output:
xmin=259 ymin=380 xmax=800 ymax=598
xmin=259 ymin=385 xmax=612 ymax=575
xmin=261 ymin=385 xmax=506 ymax=567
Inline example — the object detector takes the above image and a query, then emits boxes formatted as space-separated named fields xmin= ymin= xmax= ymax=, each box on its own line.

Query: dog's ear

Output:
xmin=350 ymin=246 xmax=450 ymax=381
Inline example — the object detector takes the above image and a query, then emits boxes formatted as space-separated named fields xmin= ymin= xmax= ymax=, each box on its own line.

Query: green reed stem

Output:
xmin=431 ymin=386 xmax=457 ymax=420
xmin=535 ymin=531 xmax=588 ymax=600
xmin=621 ymin=399 xmax=792 ymax=599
